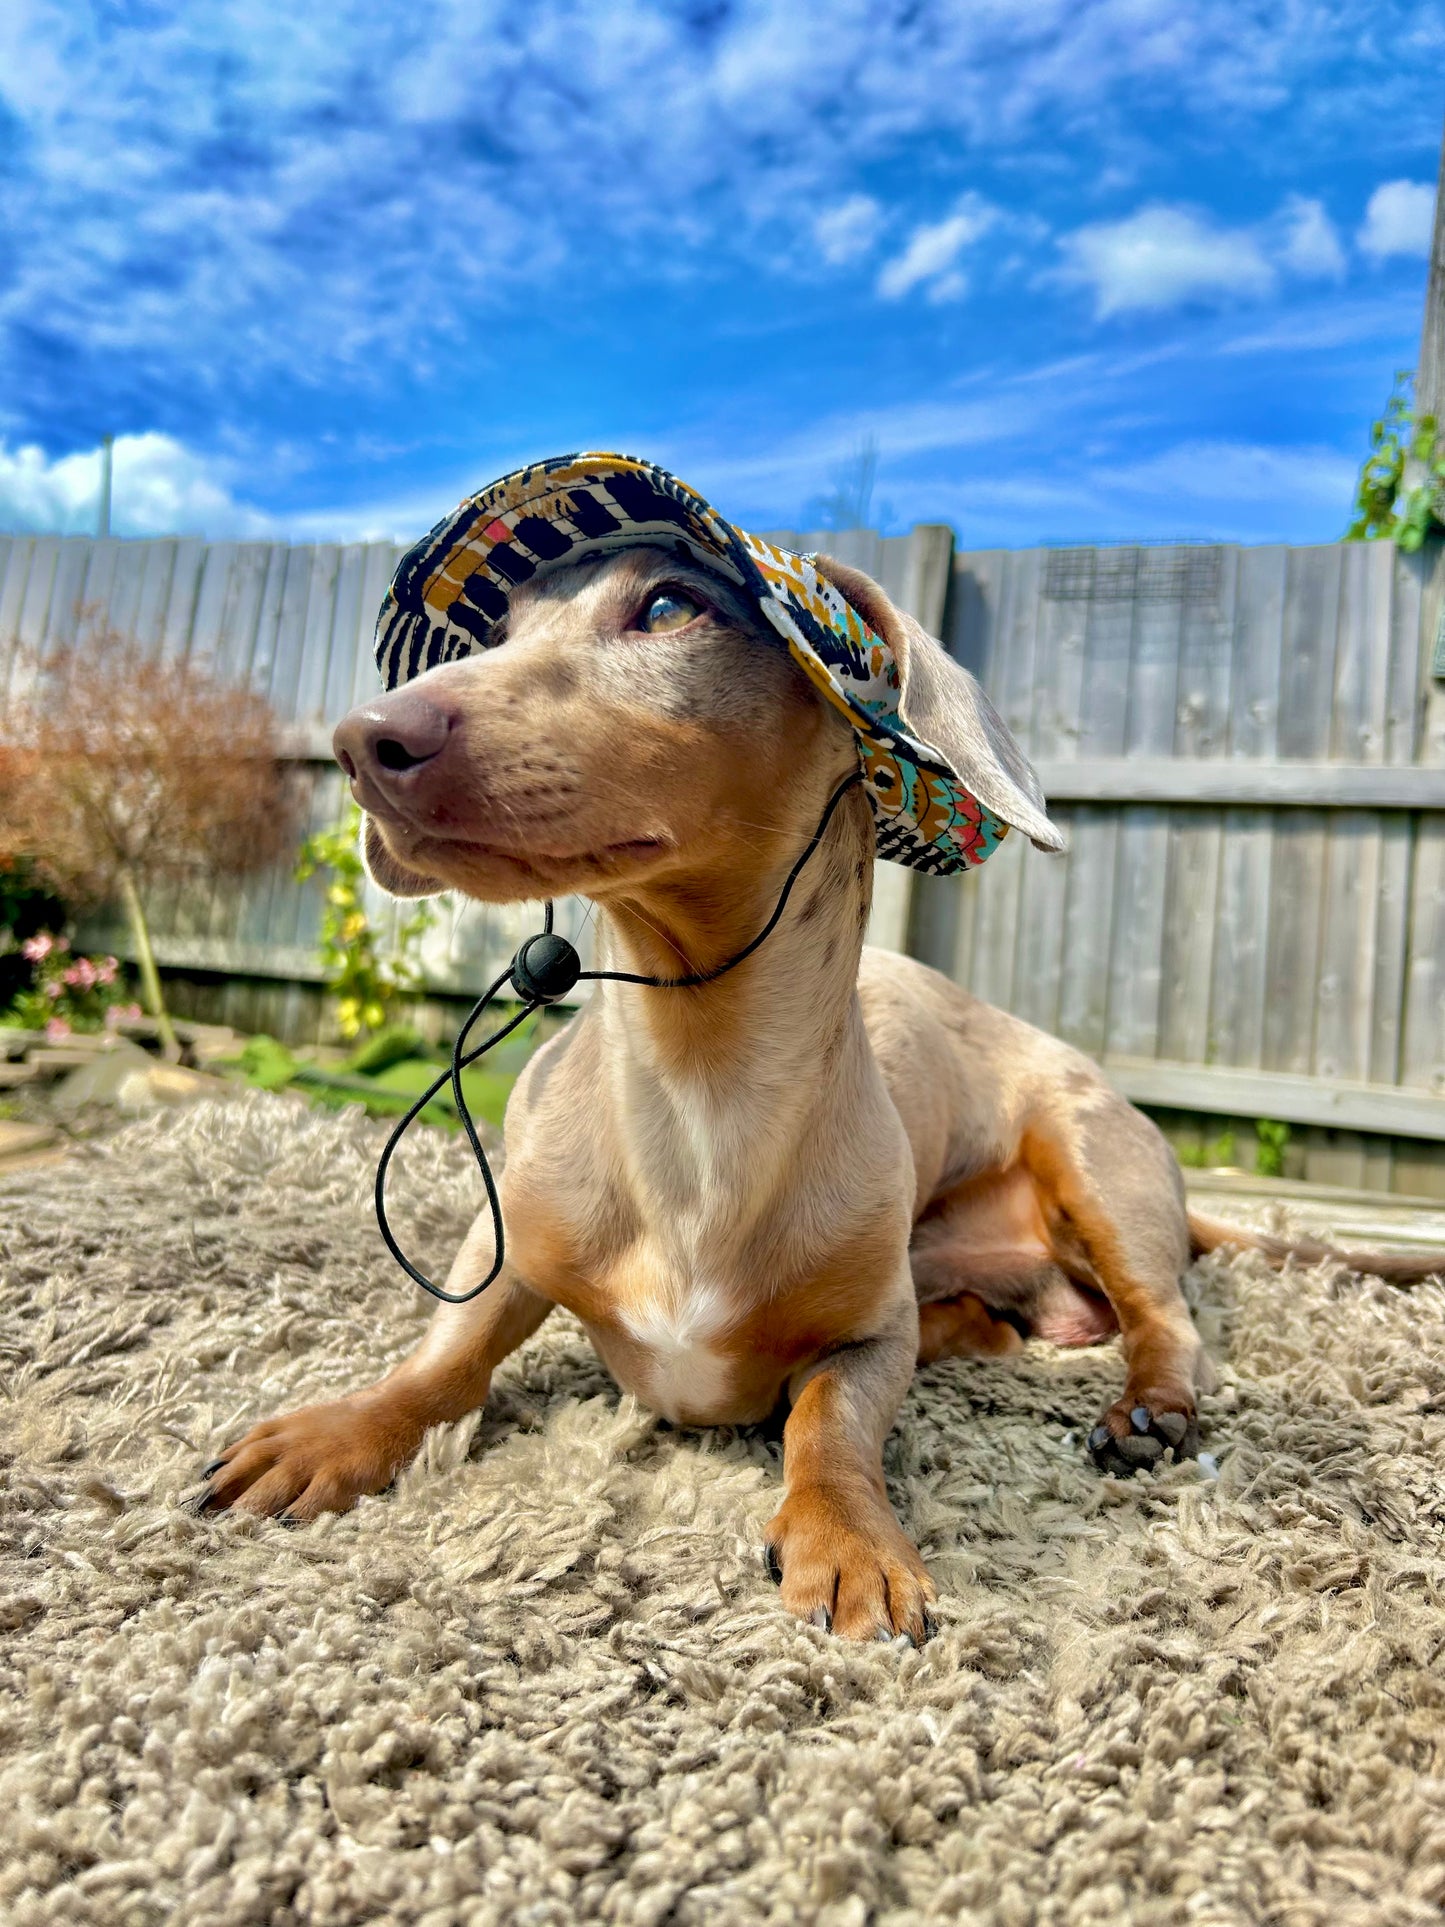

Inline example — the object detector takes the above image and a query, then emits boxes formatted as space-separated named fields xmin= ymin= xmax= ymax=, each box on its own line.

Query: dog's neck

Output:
xmin=585 ymin=784 xmax=874 ymax=1226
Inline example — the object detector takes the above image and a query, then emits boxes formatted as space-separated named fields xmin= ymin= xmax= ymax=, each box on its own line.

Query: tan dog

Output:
xmin=203 ymin=547 xmax=1440 ymax=1642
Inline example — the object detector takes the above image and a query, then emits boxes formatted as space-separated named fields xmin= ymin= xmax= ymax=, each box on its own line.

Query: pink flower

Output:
xmin=97 ymin=958 xmax=118 ymax=985
xmin=21 ymin=933 xmax=54 ymax=961
xmin=105 ymin=1003 xmax=144 ymax=1028
xmin=64 ymin=959 xmax=98 ymax=990
xmin=44 ymin=981 xmax=63 ymax=1000
xmin=44 ymin=1017 xmax=72 ymax=1042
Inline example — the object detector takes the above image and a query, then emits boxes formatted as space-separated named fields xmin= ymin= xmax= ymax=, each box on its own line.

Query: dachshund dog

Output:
xmin=202 ymin=542 xmax=1439 ymax=1642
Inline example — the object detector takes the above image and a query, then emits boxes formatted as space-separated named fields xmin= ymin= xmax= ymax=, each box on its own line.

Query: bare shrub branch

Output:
xmin=0 ymin=616 xmax=302 ymax=1048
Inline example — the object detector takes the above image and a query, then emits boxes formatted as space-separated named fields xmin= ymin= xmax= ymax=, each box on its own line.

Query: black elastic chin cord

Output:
xmin=374 ymin=769 xmax=863 ymax=1304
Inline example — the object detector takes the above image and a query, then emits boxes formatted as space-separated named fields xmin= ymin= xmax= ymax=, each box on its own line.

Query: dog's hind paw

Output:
xmin=1088 ymin=1397 xmax=1199 ymax=1475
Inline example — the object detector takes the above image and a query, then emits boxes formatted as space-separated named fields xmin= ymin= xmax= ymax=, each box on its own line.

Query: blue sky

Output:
xmin=0 ymin=1 xmax=1441 ymax=549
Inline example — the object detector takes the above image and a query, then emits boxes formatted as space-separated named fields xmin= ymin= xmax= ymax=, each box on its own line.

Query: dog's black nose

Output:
xmin=333 ymin=690 xmax=453 ymax=785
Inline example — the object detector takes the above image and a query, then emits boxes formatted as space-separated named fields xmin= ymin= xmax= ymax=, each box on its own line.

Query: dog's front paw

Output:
xmin=1088 ymin=1392 xmax=1199 ymax=1475
xmin=198 ymin=1394 xmax=423 ymax=1523
xmin=763 ymin=1486 xmax=936 ymax=1643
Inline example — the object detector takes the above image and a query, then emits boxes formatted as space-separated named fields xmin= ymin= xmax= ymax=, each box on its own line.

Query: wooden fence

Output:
xmin=920 ymin=534 xmax=1445 ymax=1193
xmin=1 ymin=523 xmax=1442 ymax=1193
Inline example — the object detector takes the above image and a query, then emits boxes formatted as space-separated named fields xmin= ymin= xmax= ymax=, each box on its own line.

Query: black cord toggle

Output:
xmin=511 ymin=931 xmax=581 ymax=1004
xmin=373 ymin=768 xmax=862 ymax=1306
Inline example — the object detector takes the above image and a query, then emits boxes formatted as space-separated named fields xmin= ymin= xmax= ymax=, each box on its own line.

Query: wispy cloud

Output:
xmin=1357 ymin=179 xmax=1437 ymax=260
xmin=813 ymin=196 xmax=885 ymax=266
xmin=1274 ymin=195 xmax=1347 ymax=280
xmin=1093 ymin=438 xmax=1356 ymax=509
xmin=876 ymin=196 xmax=999 ymax=303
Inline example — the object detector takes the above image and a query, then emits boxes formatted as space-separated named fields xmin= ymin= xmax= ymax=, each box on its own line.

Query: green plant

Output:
xmin=295 ymin=805 xmax=439 ymax=1039
xmin=1345 ymin=372 xmax=1445 ymax=551
xmin=2 ymin=931 xmax=140 ymax=1037
xmin=233 ymin=1033 xmax=301 ymax=1091
xmin=0 ymin=854 xmax=67 ymax=1009
xmin=1254 ymin=1119 xmax=1290 ymax=1180
xmin=1203 ymin=1126 xmax=1237 ymax=1169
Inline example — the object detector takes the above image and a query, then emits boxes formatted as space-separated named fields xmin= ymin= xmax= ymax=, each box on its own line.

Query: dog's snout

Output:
xmin=333 ymin=690 xmax=455 ymax=789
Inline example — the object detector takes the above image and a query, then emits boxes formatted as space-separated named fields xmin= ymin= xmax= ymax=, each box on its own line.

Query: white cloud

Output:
xmin=1059 ymin=204 xmax=1276 ymax=316
xmin=877 ymin=196 xmax=998 ymax=302
xmin=0 ymin=434 xmax=273 ymax=538
xmin=813 ymin=195 xmax=885 ymax=266
xmin=1275 ymin=195 xmax=1346 ymax=279
xmin=1096 ymin=438 xmax=1356 ymax=507
xmin=1357 ymin=179 xmax=1436 ymax=260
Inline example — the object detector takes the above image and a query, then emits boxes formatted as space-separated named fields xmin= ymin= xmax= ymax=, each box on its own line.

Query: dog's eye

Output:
xmin=640 ymin=590 xmax=702 ymax=634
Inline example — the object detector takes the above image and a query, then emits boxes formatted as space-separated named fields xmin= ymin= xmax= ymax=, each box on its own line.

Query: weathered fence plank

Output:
xmin=942 ymin=534 xmax=1443 ymax=1187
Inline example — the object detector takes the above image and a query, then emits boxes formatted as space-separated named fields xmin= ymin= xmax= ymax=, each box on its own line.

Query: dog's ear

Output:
xmin=361 ymin=814 xmax=447 ymax=898
xmin=814 ymin=556 xmax=1065 ymax=853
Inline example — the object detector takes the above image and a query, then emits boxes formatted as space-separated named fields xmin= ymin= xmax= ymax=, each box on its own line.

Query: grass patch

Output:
xmin=218 ymin=1024 xmax=534 ymax=1131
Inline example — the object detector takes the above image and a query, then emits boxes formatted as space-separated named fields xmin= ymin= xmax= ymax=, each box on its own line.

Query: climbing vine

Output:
xmin=1345 ymin=371 xmax=1445 ymax=551
xmin=296 ymin=804 xmax=439 ymax=1038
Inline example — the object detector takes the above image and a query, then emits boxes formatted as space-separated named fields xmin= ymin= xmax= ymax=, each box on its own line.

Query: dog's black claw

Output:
xmin=763 ymin=1543 xmax=783 ymax=1585
xmin=810 ymin=1606 xmax=832 ymax=1631
xmin=1091 ymin=1402 xmax=1201 ymax=1474
xmin=922 ymin=1611 xmax=939 ymax=1643
xmin=201 ymin=1459 xmax=227 ymax=1480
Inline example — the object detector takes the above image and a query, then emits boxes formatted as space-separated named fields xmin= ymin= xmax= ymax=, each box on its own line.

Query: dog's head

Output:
xmin=335 ymin=462 xmax=1061 ymax=906
xmin=336 ymin=545 xmax=853 ymax=903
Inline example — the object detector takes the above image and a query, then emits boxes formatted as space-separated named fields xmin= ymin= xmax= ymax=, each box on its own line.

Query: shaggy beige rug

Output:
xmin=2 ymin=1094 xmax=1444 ymax=1927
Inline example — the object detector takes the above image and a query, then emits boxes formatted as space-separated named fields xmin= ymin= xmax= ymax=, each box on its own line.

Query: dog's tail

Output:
xmin=1188 ymin=1212 xmax=1444 ymax=1285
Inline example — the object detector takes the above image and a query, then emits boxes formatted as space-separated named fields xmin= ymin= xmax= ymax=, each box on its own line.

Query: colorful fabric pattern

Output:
xmin=374 ymin=453 xmax=1011 ymax=876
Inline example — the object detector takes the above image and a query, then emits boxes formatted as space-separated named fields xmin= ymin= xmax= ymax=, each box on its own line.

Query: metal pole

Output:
xmin=1419 ymin=121 xmax=1445 ymax=684
xmin=1419 ymin=118 xmax=1445 ymax=427
xmin=97 ymin=435 xmax=113 ymax=538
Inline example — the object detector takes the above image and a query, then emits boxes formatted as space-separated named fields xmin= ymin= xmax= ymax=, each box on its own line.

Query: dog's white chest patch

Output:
xmin=620 ymin=1279 xmax=733 ymax=1421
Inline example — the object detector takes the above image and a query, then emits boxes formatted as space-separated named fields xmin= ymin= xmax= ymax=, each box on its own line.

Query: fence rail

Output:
xmin=2 ymin=522 xmax=1442 ymax=1191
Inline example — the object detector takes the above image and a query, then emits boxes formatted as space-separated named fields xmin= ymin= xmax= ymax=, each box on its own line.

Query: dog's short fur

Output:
xmin=204 ymin=549 xmax=1442 ymax=1641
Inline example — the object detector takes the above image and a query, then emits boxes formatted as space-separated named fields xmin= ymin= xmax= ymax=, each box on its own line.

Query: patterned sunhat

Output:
xmin=374 ymin=452 xmax=1012 ymax=875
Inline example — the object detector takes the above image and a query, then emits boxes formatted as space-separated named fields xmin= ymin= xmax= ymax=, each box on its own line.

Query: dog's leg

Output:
xmin=916 ymin=1293 xmax=1025 ymax=1362
xmin=1025 ymin=1107 xmax=1207 ymax=1474
xmin=763 ymin=1297 xmax=936 ymax=1642
xmin=202 ymin=1217 xmax=553 ymax=1520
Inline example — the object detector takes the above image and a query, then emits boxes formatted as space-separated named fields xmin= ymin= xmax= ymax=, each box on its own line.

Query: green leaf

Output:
xmin=237 ymin=1033 xmax=299 ymax=1090
xmin=346 ymin=1024 xmax=427 ymax=1074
